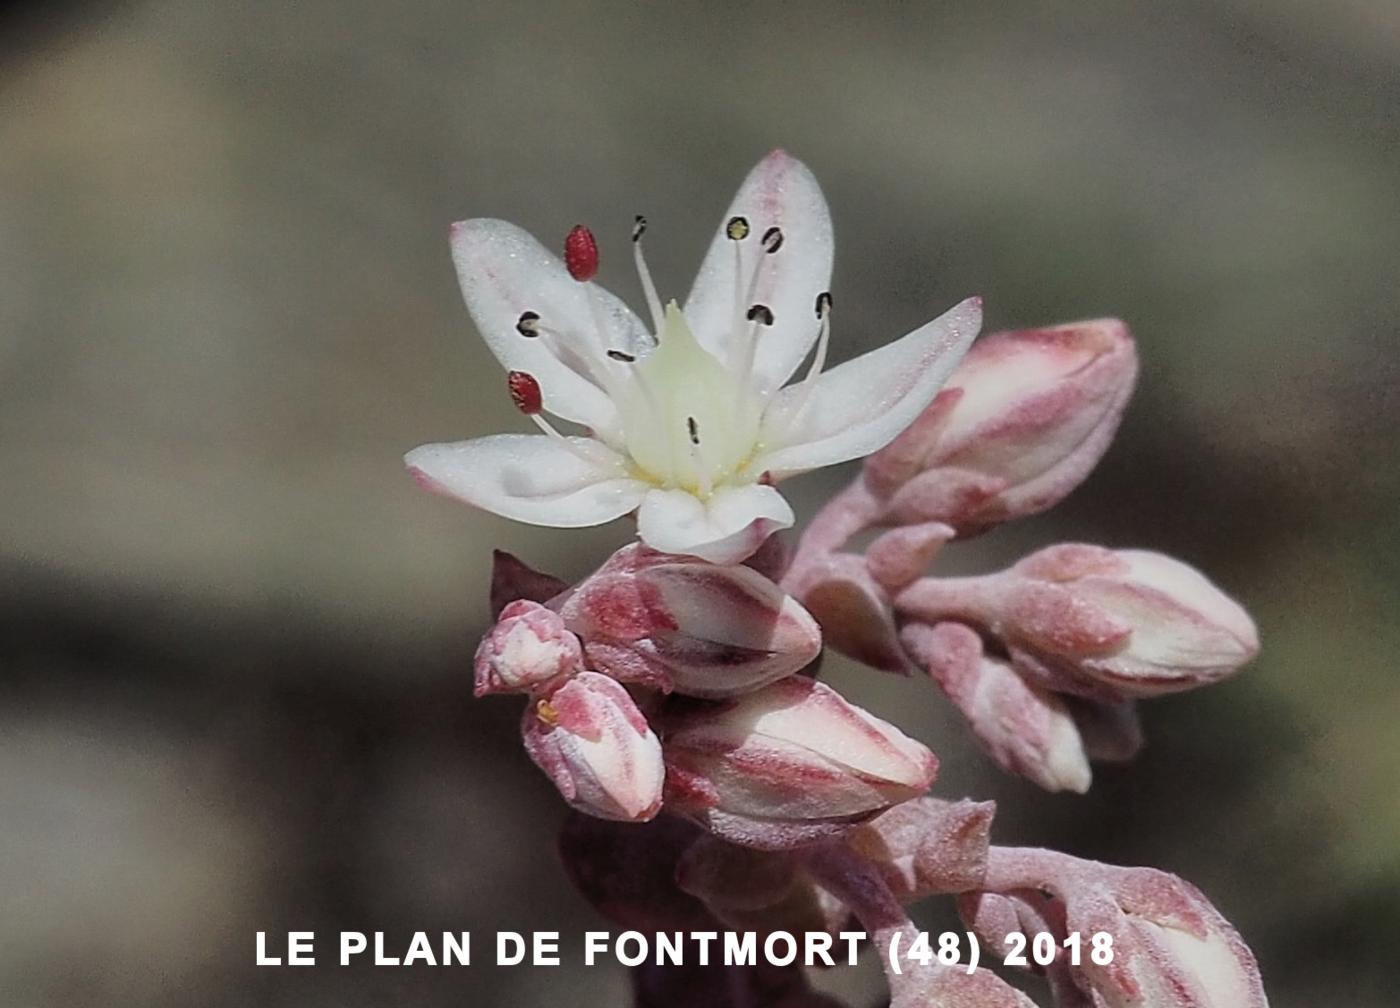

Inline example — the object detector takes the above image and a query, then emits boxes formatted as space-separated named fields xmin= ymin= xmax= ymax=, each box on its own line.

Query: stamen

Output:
xmin=686 ymin=416 xmax=712 ymax=497
xmin=630 ymin=214 xmax=665 ymax=334
xmin=508 ymin=371 xmax=611 ymax=466
xmin=746 ymin=304 xmax=774 ymax=326
xmin=775 ymin=291 xmax=834 ymax=429
xmin=761 ymin=226 xmax=784 ymax=253
xmin=507 ymin=370 xmax=543 ymax=414
xmin=516 ymin=311 xmax=541 ymax=337
xmin=726 ymin=216 xmax=750 ymax=241
xmin=564 ymin=225 xmax=599 ymax=282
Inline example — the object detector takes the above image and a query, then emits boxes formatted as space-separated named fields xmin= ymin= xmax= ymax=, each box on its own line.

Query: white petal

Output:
xmin=405 ymin=434 xmax=648 ymax=527
xmin=757 ymin=297 xmax=982 ymax=480
xmin=636 ymin=485 xmax=794 ymax=564
xmin=682 ymin=150 xmax=834 ymax=396
xmin=450 ymin=219 xmax=650 ymax=440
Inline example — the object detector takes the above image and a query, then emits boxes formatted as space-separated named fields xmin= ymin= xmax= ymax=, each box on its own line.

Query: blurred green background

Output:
xmin=1 ymin=1 xmax=1396 ymax=1005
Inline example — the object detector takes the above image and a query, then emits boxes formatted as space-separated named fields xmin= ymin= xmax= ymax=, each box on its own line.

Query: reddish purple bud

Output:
xmin=660 ymin=676 xmax=938 ymax=850
xmin=507 ymin=369 xmax=543 ymax=414
xmin=865 ymin=318 xmax=1137 ymax=533
xmin=564 ymin=224 xmax=599 ymax=281
xmin=560 ymin=544 xmax=822 ymax=699
xmin=474 ymin=599 xmax=582 ymax=696
xmin=488 ymin=549 xmax=569 ymax=618
xmin=902 ymin=622 xmax=1092 ymax=793
xmin=521 ymin=671 xmax=663 ymax=822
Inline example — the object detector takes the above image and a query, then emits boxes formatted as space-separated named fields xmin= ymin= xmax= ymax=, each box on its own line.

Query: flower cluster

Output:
xmin=408 ymin=151 xmax=1269 ymax=1007
xmin=784 ymin=319 xmax=1259 ymax=793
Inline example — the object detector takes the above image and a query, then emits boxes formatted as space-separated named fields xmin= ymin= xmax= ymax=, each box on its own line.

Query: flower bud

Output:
xmin=521 ymin=671 xmax=664 ymax=822
xmin=982 ymin=850 xmax=1270 ymax=1008
xmin=661 ymin=676 xmax=937 ymax=850
xmin=902 ymin=622 xmax=1091 ymax=793
xmin=474 ymin=599 xmax=583 ymax=696
xmin=865 ymin=319 xmax=1136 ymax=533
xmin=894 ymin=544 xmax=1259 ymax=702
xmin=560 ymin=544 xmax=822 ymax=699
xmin=1003 ymin=545 xmax=1259 ymax=700
xmin=845 ymin=796 xmax=996 ymax=901
xmin=785 ymin=552 xmax=911 ymax=675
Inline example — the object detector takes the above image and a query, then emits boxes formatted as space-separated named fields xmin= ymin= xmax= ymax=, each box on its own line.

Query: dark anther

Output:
xmin=746 ymin=303 xmax=775 ymax=326
xmin=814 ymin=291 xmax=833 ymax=318
xmin=687 ymin=416 xmax=700 ymax=445
xmin=516 ymin=311 xmax=541 ymax=337
xmin=725 ymin=216 xmax=750 ymax=241
xmin=632 ymin=215 xmax=647 ymax=242
xmin=761 ymin=226 xmax=784 ymax=253
xmin=606 ymin=349 xmax=636 ymax=362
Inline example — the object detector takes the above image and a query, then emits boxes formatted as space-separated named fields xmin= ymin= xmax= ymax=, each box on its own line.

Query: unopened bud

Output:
xmin=474 ymin=599 xmax=582 ymax=696
xmin=521 ymin=671 xmax=664 ymax=822
xmin=845 ymin=796 xmax=996 ymax=901
xmin=661 ymin=676 xmax=937 ymax=850
xmin=560 ymin=544 xmax=822 ymax=698
xmin=981 ymin=850 xmax=1270 ymax=1008
xmin=1004 ymin=545 xmax=1259 ymax=700
xmin=895 ymin=544 xmax=1259 ymax=701
xmin=676 ymin=836 xmax=849 ymax=936
xmin=902 ymin=622 xmax=1092 ymax=793
xmin=866 ymin=318 xmax=1137 ymax=532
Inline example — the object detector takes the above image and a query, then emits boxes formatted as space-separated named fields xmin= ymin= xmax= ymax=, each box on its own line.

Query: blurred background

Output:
xmin=2 ymin=1 xmax=1397 ymax=1005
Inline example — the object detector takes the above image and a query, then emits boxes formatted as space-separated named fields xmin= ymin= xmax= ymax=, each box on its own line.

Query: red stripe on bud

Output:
xmin=507 ymin=370 xmax=543 ymax=414
xmin=564 ymin=225 xmax=599 ymax=281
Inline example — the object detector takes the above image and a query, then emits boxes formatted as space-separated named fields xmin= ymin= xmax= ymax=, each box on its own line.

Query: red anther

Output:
xmin=564 ymin=225 xmax=599 ymax=281
xmin=507 ymin=371 xmax=543 ymax=414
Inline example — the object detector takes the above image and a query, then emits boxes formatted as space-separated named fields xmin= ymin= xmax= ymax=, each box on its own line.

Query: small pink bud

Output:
xmin=845 ymin=796 xmax=996 ymax=902
xmin=473 ymin=599 xmax=582 ymax=696
xmin=786 ymin=553 xmax=912 ymax=675
xmin=865 ymin=319 xmax=1137 ymax=532
xmin=564 ymin=224 xmax=599 ymax=281
xmin=520 ymin=671 xmax=664 ymax=822
xmin=561 ymin=544 xmax=822 ymax=699
xmin=1003 ymin=546 xmax=1259 ymax=700
xmin=902 ymin=622 xmax=1092 ymax=793
xmin=661 ymin=676 xmax=938 ymax=850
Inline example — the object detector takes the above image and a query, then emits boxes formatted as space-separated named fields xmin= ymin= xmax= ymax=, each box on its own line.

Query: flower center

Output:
xmin=618 ymin=301 xmax=764 ymax=495
xmin=505 ymin=216 xmax=834 ymax=497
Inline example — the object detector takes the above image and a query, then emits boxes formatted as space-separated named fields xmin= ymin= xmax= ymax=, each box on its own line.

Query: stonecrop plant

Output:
xmin=407 ymin=150 xmax=1269 ymax=1008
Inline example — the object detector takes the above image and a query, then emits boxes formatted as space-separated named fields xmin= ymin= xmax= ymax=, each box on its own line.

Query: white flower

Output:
xmin=406 ymin=150 xmax=981 ymax=564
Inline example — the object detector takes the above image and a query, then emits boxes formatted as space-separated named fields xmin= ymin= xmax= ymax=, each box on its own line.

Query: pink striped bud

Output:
xmin=895 ymin=544 xmax=1258 ymax=702
xmin=866 ymin=319 xmax=1137 ymax=533
xmin=1002 ymin=545 xmax=1259 ymax=700
xmin=473 ymin=599 xmax=582 ymax=696
xmin=560 ymin=544 xmax=822 ymax=698
xmin=661 ymin=676 xmax=937 ymax=850
xmin=521 ymin=671 xmax=663 ymax=822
